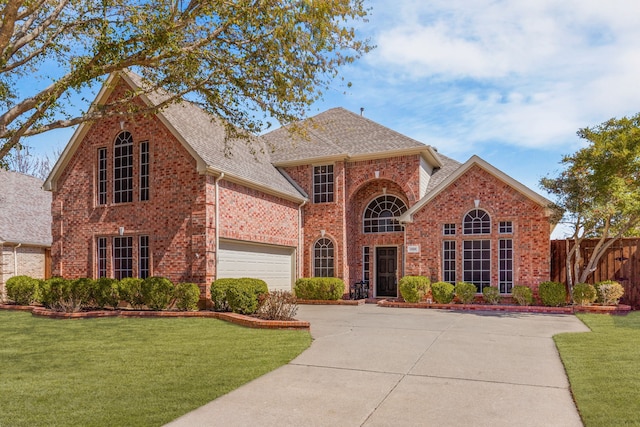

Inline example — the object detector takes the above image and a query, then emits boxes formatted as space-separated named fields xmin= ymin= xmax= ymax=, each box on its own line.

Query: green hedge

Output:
xmin=210 ymin=278 xmax=269 ymax=314
xmin=538 ymin=281 xmax=567 ymax=307
xmin=39 ymin=277 xmax=92 ymax=312
xmin=141 ymin=276 xmax=175 ymax=311
xmin=118 ymin=278 xmax=145 ymax=309
xmin=482 ymin=286 xmax=501 ymax=305
xmin=174 ymin=283 xmax=201 ymax=311
xmin=512 ymin=286 xmax=533 ymax=306
xmin=5 ymin=275 xmax=40 ymax=305
xmin=92 ymin=277 xmax=120 ymax=309
xmin=454 ymin=281 xmax=477 ymax=304
xmin=293 ymin=278 xmax=345 ymax=300
xmin=431 ymin=281 xmax=455 ymax=304
xmin=572 ymin=283 xmax=597 ymax=306
xmin=399 ymin=276 xmax=430 ymax=303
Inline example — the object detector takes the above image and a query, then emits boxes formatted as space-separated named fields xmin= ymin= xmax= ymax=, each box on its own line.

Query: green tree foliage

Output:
xmin=0 ymin=0 xmax=371 ymax=165
xmin=541 ymin=113 xmax=640 ymax=286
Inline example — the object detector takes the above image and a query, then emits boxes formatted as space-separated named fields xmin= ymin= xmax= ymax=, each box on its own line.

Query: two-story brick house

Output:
xmin=45 ymin=71 xmax=555 ymax=299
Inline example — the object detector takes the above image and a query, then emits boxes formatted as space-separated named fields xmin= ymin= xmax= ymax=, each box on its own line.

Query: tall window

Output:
xmin=499 ymin=239 xmax=513 ymax=293
xmin=139 ymin=235 xmax=150 ymax=279
xmin=314 ymin=238 xmax=334 ymax=277
xmin=313 ymin=165 xmax=334 ymax=203
xmin=97 ymin=237 xmax=107 ymax=278
xmin=97 ymin=148 xmax=107 ymax=205
xmin=114 ymin=131 xmax=133 ymax=203
xmin=463 ymin=209 xmax=491 ymax=235
xmin=139 ymin=141 xmax=149 ymax=201
xmin=363 ymin=195 xmax=407 ymax=233
xmin=113 ymin=236 xmax=133 ymax=280
xmin=463 ymin=240 xmax=490 ymax=292
xmin=362 ymin=246 xmax=370 ymax=282
xmin=443 ymin=240 xmax=456 ymax=284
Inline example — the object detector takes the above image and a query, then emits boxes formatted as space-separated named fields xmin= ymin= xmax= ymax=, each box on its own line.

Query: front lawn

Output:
xmin=554 ymin=312 xmax=640 ymax=426
xmin=0 ymin=311 xmax=311 ymax=427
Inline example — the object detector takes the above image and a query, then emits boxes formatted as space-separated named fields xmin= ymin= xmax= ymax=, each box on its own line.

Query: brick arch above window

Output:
xmin=463 ymin=208 xmax=491 ymax=235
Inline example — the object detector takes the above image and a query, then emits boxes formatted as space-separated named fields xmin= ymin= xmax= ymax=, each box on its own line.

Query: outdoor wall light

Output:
xmin=118 ymin=226 xmax=125 ymax=236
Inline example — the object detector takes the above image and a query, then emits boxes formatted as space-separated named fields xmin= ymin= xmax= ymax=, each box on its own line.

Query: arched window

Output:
xmin=363 ymin=195 xmax=407 ymax=233
xmin=114 ymin=131 xmax=133 ymax=203
xmin=314 ymin=238 xmax=334 ymax=277
xmin=463 ymin=209 xmax=491 ymax=234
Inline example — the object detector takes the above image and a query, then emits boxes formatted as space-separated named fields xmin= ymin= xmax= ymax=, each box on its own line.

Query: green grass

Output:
xmin=554 ymin=312 xmax=640 ymax=426
xmin=0 ymin=311 xmax=311 ymax=427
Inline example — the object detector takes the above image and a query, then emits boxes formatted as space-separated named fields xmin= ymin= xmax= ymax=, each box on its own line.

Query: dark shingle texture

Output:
xmin=426 ymin=153 xmax=462 ymax=193
xmin=0 ymin=170 xmax=52 ymax=246
xmin=264 ymin=107 xmax=429 ymax=163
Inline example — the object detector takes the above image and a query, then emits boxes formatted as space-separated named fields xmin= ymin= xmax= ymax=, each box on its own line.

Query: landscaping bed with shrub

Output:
xmin=1 ymin=275 xmax=309 ymax=329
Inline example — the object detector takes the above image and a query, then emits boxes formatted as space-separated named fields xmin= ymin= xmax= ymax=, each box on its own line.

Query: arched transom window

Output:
xmin=363 ymin=195 xmax=407 ymax=233
xmin=463 ymin=209 xmax=491 ymax=234
xmin=314 ymin=238 xmax=334 ymax=277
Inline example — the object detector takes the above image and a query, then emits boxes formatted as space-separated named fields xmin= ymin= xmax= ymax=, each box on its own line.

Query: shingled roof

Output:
xmin=263 ymin=107 xmax=442 ymax=166
xmin=0 ymin=170 xmax=52 ymax=246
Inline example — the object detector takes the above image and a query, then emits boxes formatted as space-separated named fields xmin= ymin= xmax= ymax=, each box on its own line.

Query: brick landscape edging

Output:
xmin=0 ymin=305 xmax=309 ymax=330
xmin=297 ymin=299 xmax=365 ymax=306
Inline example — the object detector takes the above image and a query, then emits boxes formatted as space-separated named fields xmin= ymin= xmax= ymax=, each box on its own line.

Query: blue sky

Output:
xmin=24 ymin=0 xmax=640 ymax=237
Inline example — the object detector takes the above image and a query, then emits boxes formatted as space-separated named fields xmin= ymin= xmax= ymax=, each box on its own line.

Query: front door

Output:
xmin=376 ymin=247 xmax=398 ymax=297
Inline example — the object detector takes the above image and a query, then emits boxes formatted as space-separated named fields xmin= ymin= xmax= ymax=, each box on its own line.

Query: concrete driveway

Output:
xmin=166 ymin=304 xmax=590 ymax=427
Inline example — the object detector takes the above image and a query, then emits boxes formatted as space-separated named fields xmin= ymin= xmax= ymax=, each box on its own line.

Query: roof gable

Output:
xmin=45 ymin=72 xmax=305 ymax=202
xmin=263 ymin=107 xmax=442 ymax=167
xmin=400 ymin=155 xmax=554 ymax=223
xmin=0 ymin=170 xmax=52 ymax=246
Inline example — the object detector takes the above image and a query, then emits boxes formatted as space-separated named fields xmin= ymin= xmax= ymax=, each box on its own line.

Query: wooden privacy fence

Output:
xmin=551 ymin=238 xmax=640 ymax=308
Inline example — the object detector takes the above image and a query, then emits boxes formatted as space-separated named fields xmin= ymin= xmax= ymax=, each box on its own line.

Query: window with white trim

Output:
xmin=463 ymin=209 xmax=491 ymax=235
xmin=362 ymin=246 xmax=370 ymax=282
xmin=499 ymin=221 xmax=513 ymax=234
xmin=499 ymin=239 xmax=513 ymax=293
xmin=363 ymin=195 xmax=407 ymax=233
xmin=314 ymin=238 xmax=334 ymax=277
xmin=139 ymin=141 xmax=149 ymax=201
xmin=313 ymin=165 xmax=334 ymax=203
xmin=97 ymin=237 xmax=107 ymax=278
xmin=463 ymin=240 xmax=491 ymax=292
xmin=97 ymin=148 xmax=107 ymax=205
xmin=139 ymin=235 xmax=150 ymax=279
xmin=114 ymin=131 xmax=133 ymax=203
xmin=443 ymin=223 xmax=456 ymax=235
xmin=113 ymin=236 xmax=133 ymax=280
xmin=443 ymin=240 xmax=456 ymax=284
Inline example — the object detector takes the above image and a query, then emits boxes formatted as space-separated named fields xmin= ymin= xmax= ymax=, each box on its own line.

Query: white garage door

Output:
xmin=218 ymin=240 xmax=295 ymax=291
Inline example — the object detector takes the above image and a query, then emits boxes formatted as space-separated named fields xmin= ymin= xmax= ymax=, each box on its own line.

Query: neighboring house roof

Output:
xmin=263 ymin=107 xmax=442 ymax=167
xmin=0 ymin=170 xmax=52 ymax=246
xmin=45 ymin=71 xmax=305 ymax=202
xmin=399 ymin=155 xmax=555 ymax=223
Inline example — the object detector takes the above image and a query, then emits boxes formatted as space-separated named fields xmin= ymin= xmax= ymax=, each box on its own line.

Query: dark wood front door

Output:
xmin=376 ymin=247 xmax=398 ymax=297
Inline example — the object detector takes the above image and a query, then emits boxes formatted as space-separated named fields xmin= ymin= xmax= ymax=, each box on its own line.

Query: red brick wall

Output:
xmin=404 ymin=165 xmax=551 ymax=293
xmin=51 ymin=80 xmax=209 ymax=286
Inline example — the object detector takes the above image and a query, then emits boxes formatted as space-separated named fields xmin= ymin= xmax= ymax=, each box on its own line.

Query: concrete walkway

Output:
xmin=166 ymin=304 xmax=590 ymax=427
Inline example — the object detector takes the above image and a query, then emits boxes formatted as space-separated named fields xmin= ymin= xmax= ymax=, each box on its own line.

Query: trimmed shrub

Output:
xmin=141 ymin=276 xmax=175 ymax=310
xmin=431 ymin=281 xmax=455 ymax=304
xmin=256 ymin=290 xmax=298 ymax=320
xmin=5 ymin=275 xmax=40 ymax=305
xmin=118 ymin=278 xmax=145 ymax=309
xmin=595 ymin=280 xmax=624 ymax=306
xmin=482 ymin=286 xmax=501 ymax=305
xmin=454 ymin=281 xmax=477 ymax=304
xmin=572 ymin=283 xmax=597 ymax=306
xmin=39 ymin=277 xmax=92 ymax=312
xmin=538 ymin=281 xmax=567 ymax=307
xmin=511 ymin=286 xmax=533 ymax=306
xmin=294 ymin=278 xmax=345 ymax=300
xmin=92 ymin=277 xmax=120 ymax=309
xmin=210 ymin=278 xmax=269 ymax=314
xmin=399 ymin=276 xmax=430 ymax=303
xmin=174 ymin=283 xmax=201 ymax=311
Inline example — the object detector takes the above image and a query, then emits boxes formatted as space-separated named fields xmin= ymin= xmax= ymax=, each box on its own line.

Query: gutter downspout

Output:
xmin=14 ymin=243 xmax=22 ymax=277
xmin=214 ymin=173 xmax=225 ymax=275
xmin=298 ymin=200 xmax=307 ymax=281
